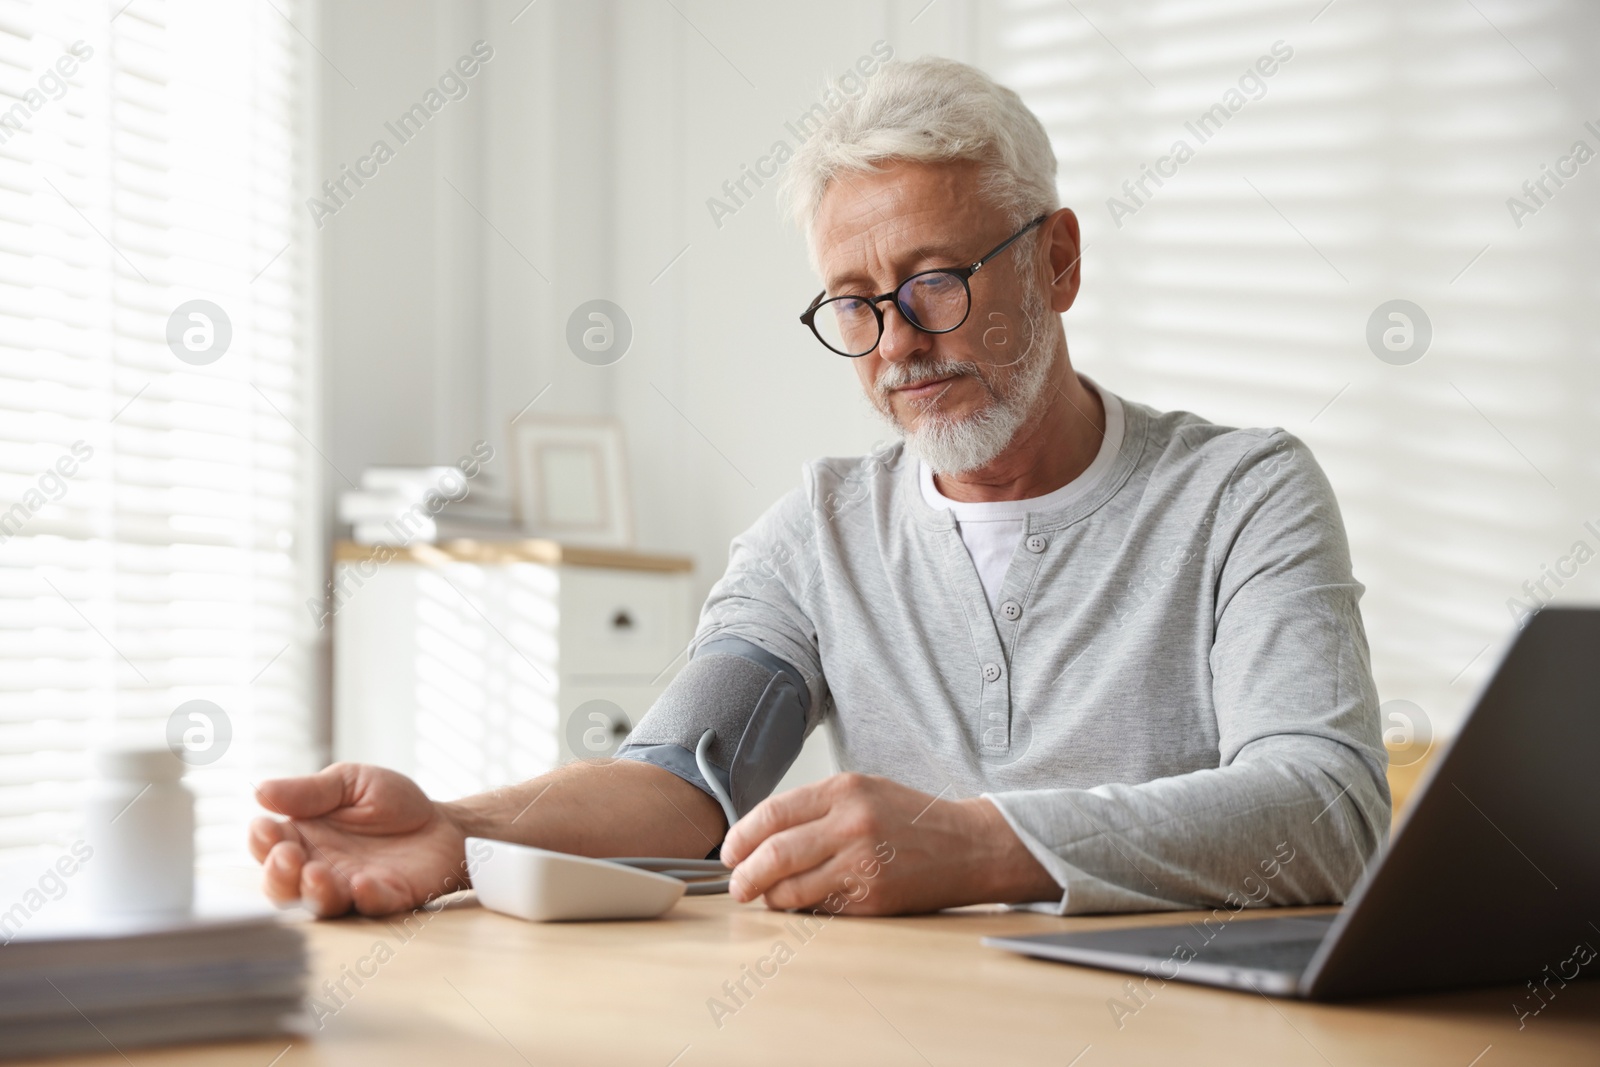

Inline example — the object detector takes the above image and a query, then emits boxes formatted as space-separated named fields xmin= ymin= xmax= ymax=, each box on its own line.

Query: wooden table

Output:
xmin=27 ymin=894 xmax=1599 ymax=1066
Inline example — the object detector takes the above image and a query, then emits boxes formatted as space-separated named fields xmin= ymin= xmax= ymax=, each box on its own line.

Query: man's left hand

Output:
xmin=718 ymin=772 xmax=1060 ymax=915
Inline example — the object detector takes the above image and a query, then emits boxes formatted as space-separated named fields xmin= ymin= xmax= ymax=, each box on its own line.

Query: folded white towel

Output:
xmin=352 ymin=517 xmax=437 ymax=545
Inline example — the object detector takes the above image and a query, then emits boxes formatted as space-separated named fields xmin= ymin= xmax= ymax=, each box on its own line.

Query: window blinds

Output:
xmin=0 ymin=0 xmax=316 ymax=866
xmin=984 ymin=0 xmax=1598 ymax=737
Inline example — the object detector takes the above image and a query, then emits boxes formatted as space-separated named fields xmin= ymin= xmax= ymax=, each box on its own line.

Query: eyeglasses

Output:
xmin=799 ymin=214 xmax=1047 ymax=358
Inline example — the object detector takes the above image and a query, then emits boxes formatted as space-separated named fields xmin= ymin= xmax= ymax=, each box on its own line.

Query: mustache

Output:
xmin=874 ymin=359 xmax=990 ymax=402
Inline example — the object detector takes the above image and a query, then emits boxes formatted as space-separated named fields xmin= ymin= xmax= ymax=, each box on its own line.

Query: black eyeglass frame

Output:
xmin=798 ymin=214 xmax=1049 ymax=358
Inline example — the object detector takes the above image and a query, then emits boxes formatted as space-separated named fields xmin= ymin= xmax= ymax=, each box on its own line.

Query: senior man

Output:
xmin=251 ymin=57 xmax=1389 ymax=918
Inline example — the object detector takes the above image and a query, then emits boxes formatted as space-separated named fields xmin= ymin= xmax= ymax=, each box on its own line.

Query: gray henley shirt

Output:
xmin=620 ymin=384 xmax=1391 ymax=914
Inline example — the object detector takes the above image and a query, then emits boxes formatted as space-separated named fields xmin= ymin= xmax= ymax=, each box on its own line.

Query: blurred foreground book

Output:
xmin=0 ymin=866 xmax=307 ymax=1059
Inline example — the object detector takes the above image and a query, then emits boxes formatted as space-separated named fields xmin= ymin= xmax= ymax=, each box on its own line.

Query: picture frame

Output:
xmin=510 ymin=417 xmax=633 ymax=547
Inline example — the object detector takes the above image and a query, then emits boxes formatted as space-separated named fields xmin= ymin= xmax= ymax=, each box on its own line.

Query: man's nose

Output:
xmin=877 ymin=301 xmax=929 ymax=363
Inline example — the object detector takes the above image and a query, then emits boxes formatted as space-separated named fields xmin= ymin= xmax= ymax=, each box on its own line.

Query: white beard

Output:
xmin=872 ymin=272 xmax=1056 ymax=475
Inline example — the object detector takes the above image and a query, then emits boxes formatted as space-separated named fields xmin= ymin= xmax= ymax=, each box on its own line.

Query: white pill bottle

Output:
xmin=85 ymin=748 xmax=195 ymax=915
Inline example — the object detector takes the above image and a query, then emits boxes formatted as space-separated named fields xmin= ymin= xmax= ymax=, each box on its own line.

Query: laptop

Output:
xmin=983 ymin=606 xmax=1600 ymax=999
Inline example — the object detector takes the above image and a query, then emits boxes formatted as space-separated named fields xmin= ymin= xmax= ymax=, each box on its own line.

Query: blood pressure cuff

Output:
xmin=615 ymin=636 xmax=810 ymax=822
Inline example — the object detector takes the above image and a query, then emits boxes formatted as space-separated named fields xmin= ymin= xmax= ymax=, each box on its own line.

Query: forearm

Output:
xmin=986 ymin=737 xmax=1390 ymax=914
xmin=442 ymin=759 xmax=727 ymax=863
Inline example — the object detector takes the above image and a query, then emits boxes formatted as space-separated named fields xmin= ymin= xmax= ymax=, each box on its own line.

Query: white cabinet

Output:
xmin=331 ymin=540 xmax=694 ymax=801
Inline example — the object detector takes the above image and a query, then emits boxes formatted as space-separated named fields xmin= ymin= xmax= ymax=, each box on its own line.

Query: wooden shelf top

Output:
xmin=334 ymin=538 xmax=693 ymax=573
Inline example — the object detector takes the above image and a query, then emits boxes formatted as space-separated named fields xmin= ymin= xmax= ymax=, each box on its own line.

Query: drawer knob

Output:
xmin=611 ymin=609 xmax=634 ymax=631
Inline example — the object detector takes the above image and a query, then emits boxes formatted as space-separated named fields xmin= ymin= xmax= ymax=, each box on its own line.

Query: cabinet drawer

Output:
xmin=558 ymin=567 xmax=690 ymax=677
xmin=557 ymin=683 xmax=669 ymax=762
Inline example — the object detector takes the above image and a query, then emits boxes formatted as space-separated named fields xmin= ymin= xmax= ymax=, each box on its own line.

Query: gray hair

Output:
xmin=781 ymin=57 xmax=1059 ymax=243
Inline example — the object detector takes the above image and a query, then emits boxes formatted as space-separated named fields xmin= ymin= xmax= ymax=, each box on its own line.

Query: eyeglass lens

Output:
xmin=813 ymin=271 xmax=970 ymax=356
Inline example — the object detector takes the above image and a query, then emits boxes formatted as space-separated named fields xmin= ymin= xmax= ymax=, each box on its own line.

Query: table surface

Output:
xmin=25 ymin=894 xmax=1599 ymax=1067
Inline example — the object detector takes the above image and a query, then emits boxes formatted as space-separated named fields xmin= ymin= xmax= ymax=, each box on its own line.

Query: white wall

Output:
xmin=320 ymin=0 xmax=1600 ymax=762
xmin=607 ymin=0 xmax=981 ymax=612
xmin=320 ymin=0 xmax=622 ymax=491
xmin=320 ymin=0 xmax=976 ymax=582
xmin=318 ymin=0 xmax=978 ymax=783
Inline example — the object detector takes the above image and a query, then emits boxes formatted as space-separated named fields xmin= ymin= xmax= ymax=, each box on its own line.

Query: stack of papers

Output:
xmin=0 ymin=910 xmax=307 ymax=1059
xmin=339 ymin=466 xmax=467 ymax=545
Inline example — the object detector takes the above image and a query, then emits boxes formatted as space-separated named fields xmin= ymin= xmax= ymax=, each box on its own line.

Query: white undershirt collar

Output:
xmin=918 ymin=381 xmax=1125 ymax=611
xmin=919 ymin=382 xmax=1125 ymax=521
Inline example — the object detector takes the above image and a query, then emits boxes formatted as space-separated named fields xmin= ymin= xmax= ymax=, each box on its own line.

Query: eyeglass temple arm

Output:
xmin=969 ymin=214 xmax=1049 ymax=275
xmin=799 ymin=290 xmax=827 ymax=323
xmin=801 ymin=212 xmax=1048 ymax=321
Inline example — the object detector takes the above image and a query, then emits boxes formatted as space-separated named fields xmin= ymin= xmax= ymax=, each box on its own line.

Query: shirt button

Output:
xmin=982 ymin=662 xmax=1002 ymax=683
xmin=1000 ymin=600 xmax=1022 ymax=621
xmin=1026 ymin=534 xmax=1048 ymax=553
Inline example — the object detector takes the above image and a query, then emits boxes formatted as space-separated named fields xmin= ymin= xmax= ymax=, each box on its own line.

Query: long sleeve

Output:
xmin=985 ymin=434 xmax=1392 ymax=915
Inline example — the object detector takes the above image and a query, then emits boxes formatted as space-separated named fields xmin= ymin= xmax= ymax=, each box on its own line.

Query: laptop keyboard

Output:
xmin=1191 ymin=938 xmax=1324 ymax=972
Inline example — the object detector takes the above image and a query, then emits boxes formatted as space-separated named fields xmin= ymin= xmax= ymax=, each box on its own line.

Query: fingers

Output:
xmin=247 ymin=815 xmax=297 ymax=864
xmin=261 ymin=839 xmax=307 ymax=906
xmin=299 ymin=856 xmax=356 ymax=917
xmin=760 ymin=855 xmax=876 ymax=913
xmin=721 ymin=776 xmax=837 ymax=866
xmin=261 ymin=838 xmax=359 ymax=917
xmin=254 ymin=763 xmax=358 ymax=821
xmin=259 ymin=836 xmax=416 ymax=917
xmin=727 ymin=823 xmax=837 ymax=904
xmin=250 ymin=816 xmax=362 ymax=917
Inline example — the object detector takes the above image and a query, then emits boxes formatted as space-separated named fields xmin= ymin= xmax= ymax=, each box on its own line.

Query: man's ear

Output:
xmin=1041 ymin=207 xmax=1082 ymax=314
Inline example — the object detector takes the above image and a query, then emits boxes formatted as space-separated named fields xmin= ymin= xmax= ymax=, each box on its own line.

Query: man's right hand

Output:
xmin=249 ymin=757 xmax=726 ymax=918
xmin=249 ymin=763 xmax=467 ymax=918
